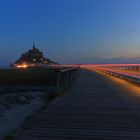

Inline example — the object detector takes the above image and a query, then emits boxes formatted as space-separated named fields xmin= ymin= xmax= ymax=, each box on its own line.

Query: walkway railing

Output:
xmin=56 ymin=67 xmax=80 ymax=89
xmin=94 ymin=67 xmax=140 ymax=85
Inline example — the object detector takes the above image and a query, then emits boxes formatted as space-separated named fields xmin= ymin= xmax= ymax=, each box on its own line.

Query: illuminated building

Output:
xmin=13 ymin=43 xmax=57 ymax=68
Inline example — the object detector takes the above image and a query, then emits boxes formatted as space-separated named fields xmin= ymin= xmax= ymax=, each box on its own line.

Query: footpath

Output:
xmin=16 ymin=69 xmax=140 ymax=140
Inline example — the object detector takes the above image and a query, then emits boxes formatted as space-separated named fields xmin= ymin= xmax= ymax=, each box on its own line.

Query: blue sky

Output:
xmin=0 ymin=0 xmax=140 ymax=65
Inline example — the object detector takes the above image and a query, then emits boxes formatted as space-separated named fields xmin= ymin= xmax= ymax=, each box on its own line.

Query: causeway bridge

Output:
xmin=16 ymin=64 xmax=140 ymax=140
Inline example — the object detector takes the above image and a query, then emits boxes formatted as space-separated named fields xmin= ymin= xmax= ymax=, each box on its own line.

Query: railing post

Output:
xmin=56 ymin=71 xmax=61 ymax=89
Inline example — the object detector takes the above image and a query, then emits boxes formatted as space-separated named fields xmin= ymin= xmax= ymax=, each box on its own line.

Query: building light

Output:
xmin=16 ymin=63 xmax=28 ymax=68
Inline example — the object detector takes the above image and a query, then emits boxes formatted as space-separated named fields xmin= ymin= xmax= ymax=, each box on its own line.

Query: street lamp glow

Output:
xmin=16 ymin=63 xmax=28 ymax=68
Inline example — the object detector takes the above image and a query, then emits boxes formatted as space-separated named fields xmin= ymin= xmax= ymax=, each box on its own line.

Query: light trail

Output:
xmin=80 ymin=64 xmax=140 ymax=85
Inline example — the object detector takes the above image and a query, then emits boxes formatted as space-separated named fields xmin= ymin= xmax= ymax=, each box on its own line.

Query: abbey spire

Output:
xmin=33 ymin=42 xmax=36 ymax=50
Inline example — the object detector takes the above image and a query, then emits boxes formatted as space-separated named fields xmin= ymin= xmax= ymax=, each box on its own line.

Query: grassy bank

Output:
xmin=0 ymin=67 xmax=58 ymax=86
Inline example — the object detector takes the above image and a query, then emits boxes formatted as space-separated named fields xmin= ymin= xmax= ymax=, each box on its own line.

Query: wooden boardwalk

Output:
xmin=16 ymin=69 xmax=140 ymax=140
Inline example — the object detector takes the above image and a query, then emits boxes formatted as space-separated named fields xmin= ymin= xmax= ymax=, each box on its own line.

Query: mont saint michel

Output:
xmin=13 ymin=43 xmax=57 ymax=68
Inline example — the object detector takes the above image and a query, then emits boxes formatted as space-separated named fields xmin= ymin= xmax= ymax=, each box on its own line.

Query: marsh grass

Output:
xmin=0 ymin=67 xmax=58 ymax=86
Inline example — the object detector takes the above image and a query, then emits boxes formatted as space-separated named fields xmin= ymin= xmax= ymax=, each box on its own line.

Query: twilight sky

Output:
xmin=0 ymin=0 xmax=140 ymax=65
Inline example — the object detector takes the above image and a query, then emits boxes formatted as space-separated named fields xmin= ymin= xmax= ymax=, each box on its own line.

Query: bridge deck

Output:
xmin=16 ymin=69 xmax=140 ymax=140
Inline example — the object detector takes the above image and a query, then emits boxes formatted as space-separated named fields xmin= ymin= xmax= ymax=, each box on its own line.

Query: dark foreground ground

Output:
xmin=15 ymin=69 xmax=140 ymax=140
xmin=0 ymin=68 xmax=58 ymax=86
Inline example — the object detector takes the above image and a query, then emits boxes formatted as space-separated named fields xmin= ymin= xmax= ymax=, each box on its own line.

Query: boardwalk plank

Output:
xmin=16 ymin=69 xmax=140 ymax=140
